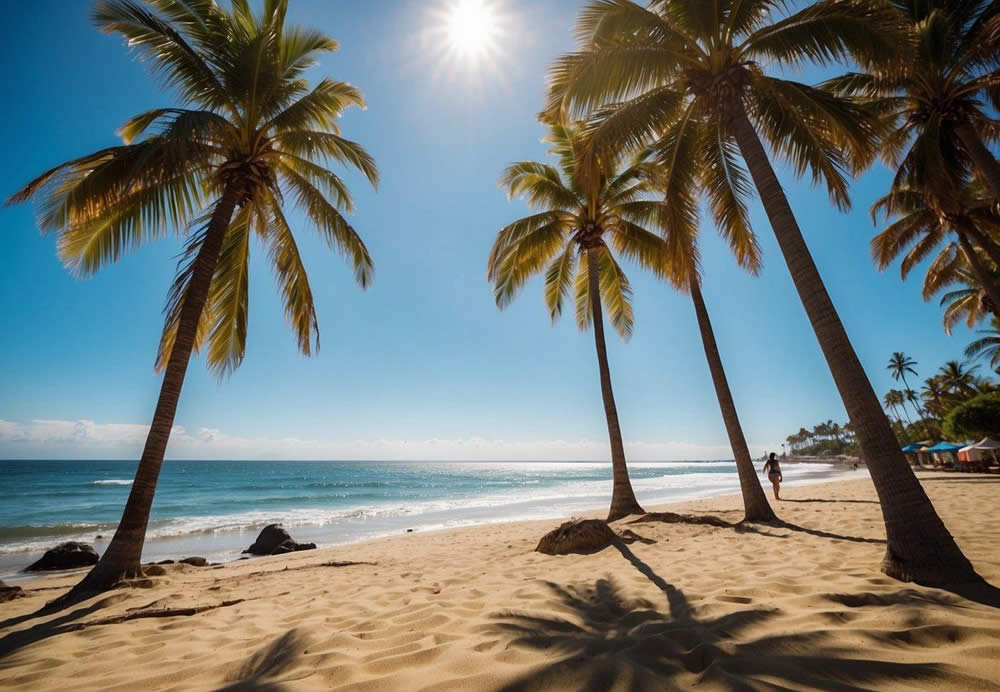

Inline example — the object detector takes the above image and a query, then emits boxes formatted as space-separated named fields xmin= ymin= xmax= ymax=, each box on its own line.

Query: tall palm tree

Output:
xmin=939 ymin=360 xmax=980 ymax=397
xmin=886 ymin=389 xmax=914 ymax=428
xmin=965 ymin=319 xmax=1000 ymax=372
xmin=829 ymin=1 xmax=1000 ymax=205
xmin=922 ymin=375 xmax=952 ymax=420
xmin=629 ymin=124 xmax=776 ymax=518
xmin=544 ymin=0 xmax=979 ymax=584
xmin=688 ymin=274 xmax=776 ymax=520
xmin=8 ymin=0 xmax=378 ymax=597
xmin=488 ymin=120 xmax=677 ymax=522
xmin=871 ymin=185 xmax=1000 ymax=317
xmin=887 ymin=352 xmax=931 ymax=436
xmin=883 ymin=390 xmax=909 ymax=439
xmin=888 ymin=352 xmax=919 ymax=389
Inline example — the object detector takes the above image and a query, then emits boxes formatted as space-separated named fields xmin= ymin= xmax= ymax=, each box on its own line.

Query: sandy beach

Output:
xmin=1 ymin=471 xmax=998 ymax=691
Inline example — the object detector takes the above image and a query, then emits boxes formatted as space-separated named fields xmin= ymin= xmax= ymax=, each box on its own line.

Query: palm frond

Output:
xmin=280 ymin=164 xmax=374 ymax=288
xmin=543 ymin=244 xmax=578 ymax=322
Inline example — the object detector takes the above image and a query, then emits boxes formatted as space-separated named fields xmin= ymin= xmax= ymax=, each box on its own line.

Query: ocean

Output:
xmin=0 ymin=459 xmax=860 ymax=578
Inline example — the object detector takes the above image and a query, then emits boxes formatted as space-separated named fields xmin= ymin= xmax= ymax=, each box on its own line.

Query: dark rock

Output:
xmin=145 ymin=565 xmax=168 ymax=576
xmin=244 ymin=524 xmax=293 ymax=555
xmin=180 ymin=556 xmax=207 ymax=567
xmin=406 ymin=529 xmax=414 ymax=533
xmin=244 ymin=524 xmax=314 ymax=555
xmin=26 ymin=542 xmax=99 ymax=572
xmin=0 ymin=579 xmax=25 ymax=602
xmin=156 ymin=559 xmax=176 ymax=565
xmin=271 ymin=540 xmax=296 ymax=555
xmin=535 ymin=519 xmax=617 ymax=555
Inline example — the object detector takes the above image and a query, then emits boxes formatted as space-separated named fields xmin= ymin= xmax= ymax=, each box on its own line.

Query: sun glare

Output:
xmin=445 ymin=0 xmax=498 ymax=59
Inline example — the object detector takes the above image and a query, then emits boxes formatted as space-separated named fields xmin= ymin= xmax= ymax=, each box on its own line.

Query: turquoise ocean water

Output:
xmin=0 ymin=459 xmax=856 ymax=578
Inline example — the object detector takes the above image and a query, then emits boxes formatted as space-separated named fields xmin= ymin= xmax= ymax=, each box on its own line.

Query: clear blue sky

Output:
xmin=0 ymin=0 xmax=986 ymax=461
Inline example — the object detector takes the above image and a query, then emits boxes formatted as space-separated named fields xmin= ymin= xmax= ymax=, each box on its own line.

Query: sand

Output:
xmin=1 ymin=471 xmax=998 ymax=691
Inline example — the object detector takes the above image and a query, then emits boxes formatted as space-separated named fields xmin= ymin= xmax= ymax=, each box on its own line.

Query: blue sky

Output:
xmin=0 ymin=0 xmax=988 ymax=461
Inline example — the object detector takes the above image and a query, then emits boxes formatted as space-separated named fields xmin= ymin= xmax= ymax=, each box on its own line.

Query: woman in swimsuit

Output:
xmin=762 ymin=452 xmax=782 ymax=500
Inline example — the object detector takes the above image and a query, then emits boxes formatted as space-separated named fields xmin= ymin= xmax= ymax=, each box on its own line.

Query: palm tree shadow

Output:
xmin=628 ymin=512 xmax=787 ymax=539
xmin=490 ymin=541 xmax=947 ymax=690
xmin=781 ymin=498 xmax=880 ymax=504
xmin=628 ymin=510 xmax=883 ymax=544
xmin=215 ymin=629 xmax=308 ymax=691
xmin=0 ymin=602 xmax=104 ymax=661
xmin=769 ymin=520 xmax=887 ymax=545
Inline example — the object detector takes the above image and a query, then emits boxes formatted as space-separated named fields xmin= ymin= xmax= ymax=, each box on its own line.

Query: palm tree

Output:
xmin=887 ymin=352 xmax=931 ymax=436
xmin=8 ymin=0 xmax=378 ymax=597
xmin=629 ymin=129 xmax=776 ymax=517
xmin=965 ymin=319 xmax=1000 ymax=372
xmin=922 ymin=375 xmax=952 ymax=420
xmin=888 ymin=352 xmax=919 ymax=389
xmin=883 ymin=390 xmax=910 ymax=443
xmin=544 ymin=0 xmax=978 ymax=584
xmin=885 ymin=389 xmax=913 ymax=428
xmin=939 ymin=360 xmax=979 ymax=397
xmin=488 ymin=120 xmax=678 ymax=522
xmin=829 ymin=1 xmax=1000 ymax=205
xmin=925 ymin=253 xmax=999 ymax=332
xmin=688 ymin=273 xmax=776 ymax=521
xmin=871 ymin=185 xmax=1000 ymax=317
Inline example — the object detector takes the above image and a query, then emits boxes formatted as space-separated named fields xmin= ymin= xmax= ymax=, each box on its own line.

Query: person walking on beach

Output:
xmin=762 ymin=453 xmax=782 ymax=500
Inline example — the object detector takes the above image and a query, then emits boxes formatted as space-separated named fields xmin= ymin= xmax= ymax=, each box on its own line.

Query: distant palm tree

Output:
xmin=828 ymin=1 xmax=1000 ymax=204
xmin=886 ymin=389 xmax=914 ymax=427
xmin=8 ymin=0 xmax=378 ymax=597
xmin=883 ymin=390 xmax=909 ymax=441
xmin=922 ymin=376 xmax=952 ymax=420
xmin=887 ymin=352 xmax=931 ymax=435
xmin=888 ymin=352 xmax=919 ymax=389
xmin=871 ymin=185 xmax=1000 ymax=316
xmin=488 ymin=120 xmax=673 ymax=522
xmin=965 ymin=320 xmax=1000 ymax=372
xmin=939 ymin=360 xmax=980 ymax=397
xmin=544 ymin=0 xmax=977 ymax=584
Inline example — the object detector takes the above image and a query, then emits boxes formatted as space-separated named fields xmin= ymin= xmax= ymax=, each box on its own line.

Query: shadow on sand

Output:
xmin=780 ymin=497 xmax=880 ymax=504
xmin=629 ymin=511 xmax=886 ymax=545
xmin=491 ymin=540 xmax=952 ymax=690
xmin=0 ymin=601 xmax=106 ymax=661
xmin=216 ymin=629 xmax=308 ymax=691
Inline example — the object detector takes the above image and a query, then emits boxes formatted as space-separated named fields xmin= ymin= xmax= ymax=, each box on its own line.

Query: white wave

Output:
xmin=93 ymin=479 xmax=133 ymax=486
xmin=0 ymin=463 xmax=861 ymax=559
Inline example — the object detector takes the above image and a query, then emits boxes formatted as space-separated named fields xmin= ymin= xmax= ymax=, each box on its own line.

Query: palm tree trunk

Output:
xmin=61 ymin=183 xmax=242 ymax=601
xmin=899 ymin=401 xmax=914 ymax=428
xmin=956 ymin=124 xmax=1000 ymax=202
xmin=689 ymin=277 xmax=775 ymax=521
xmin=730 ymin=103 xmax=979 ymax=586
xmin=956 ymin=231 xmax=1000 ymax=322
xmin=587 ymin=247 xmax=644 ymax=522
xmin=889 ymin=406 xmax=909 ymax=443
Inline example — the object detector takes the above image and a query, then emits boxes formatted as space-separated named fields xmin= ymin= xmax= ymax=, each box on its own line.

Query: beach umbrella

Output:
xmin=924 ymin=441 xmax=966 ymax=453
xmin=958 ymin=438 xmax=1000 ymax=464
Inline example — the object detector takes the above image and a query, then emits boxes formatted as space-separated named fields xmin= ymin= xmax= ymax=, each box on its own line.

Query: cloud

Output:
xmin=0 ymin=418 xmax=773 ymax=461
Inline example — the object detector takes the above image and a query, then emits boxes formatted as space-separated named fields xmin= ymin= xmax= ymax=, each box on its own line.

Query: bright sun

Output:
xmin=445 ymin=0 xmax=498 ymax=59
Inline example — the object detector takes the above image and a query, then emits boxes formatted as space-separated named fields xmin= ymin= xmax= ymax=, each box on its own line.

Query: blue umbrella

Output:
xmin=923 ymin=441 xmax=965 ymax=453
xmin=900 ymin=443 xmax=924 ymax=453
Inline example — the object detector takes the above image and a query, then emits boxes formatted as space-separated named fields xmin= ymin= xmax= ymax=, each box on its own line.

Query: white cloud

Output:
xmin=0 ymin=418 xmax=774 ymax=461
